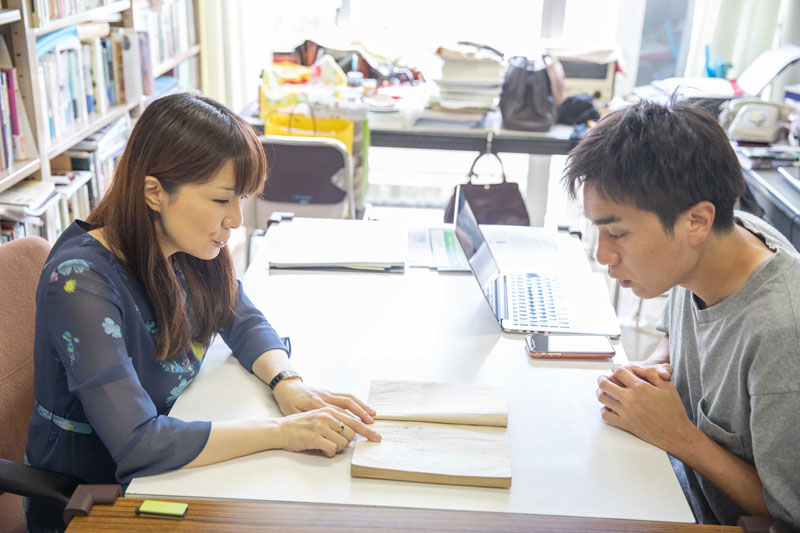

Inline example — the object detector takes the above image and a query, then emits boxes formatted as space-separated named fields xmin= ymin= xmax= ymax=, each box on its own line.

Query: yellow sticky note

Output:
xmin=136 ymin=500 xmax=188 ymax=519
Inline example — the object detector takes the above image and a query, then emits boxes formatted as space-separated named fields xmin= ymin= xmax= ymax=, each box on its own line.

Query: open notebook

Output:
xmin=351 ymin=379 xmax=511 ymax=488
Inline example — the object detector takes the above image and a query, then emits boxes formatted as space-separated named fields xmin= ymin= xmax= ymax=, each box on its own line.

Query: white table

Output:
xmin=127 ymin=227 xmax=694 ymax=523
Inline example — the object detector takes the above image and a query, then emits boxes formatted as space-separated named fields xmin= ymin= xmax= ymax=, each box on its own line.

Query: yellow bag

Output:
xmin=264 ymin=110 xmax=354 ymax=155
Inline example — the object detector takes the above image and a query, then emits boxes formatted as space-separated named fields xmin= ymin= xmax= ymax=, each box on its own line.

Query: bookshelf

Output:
xmin=0 ymin=8 xmax=21 ymax=26
xmin=46 ymin=99 xmax=140 ymax=159
xmin=32 ymin=1 xmax=130 ymax=37
xmin=0 ymin=0 xmax=202 ymax=243
xmin=153 ymin=42 xmax=198 ymax=77
xmin=0 ymin=158 xmax=40 ymax=192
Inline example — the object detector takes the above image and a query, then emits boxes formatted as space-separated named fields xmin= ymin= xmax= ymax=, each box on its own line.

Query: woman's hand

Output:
xmin=277 ymin=406 xmax=381 ymax=457
xmin=273 ymin=378 xmax=377 ymax=423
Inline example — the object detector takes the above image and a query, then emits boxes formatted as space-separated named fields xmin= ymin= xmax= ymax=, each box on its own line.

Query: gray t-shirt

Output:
xmin=657 ymin=211 xmax=800 ymax=529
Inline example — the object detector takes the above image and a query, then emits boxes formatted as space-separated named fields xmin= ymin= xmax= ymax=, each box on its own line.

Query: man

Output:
xmin=564 ymin=100 xmax=800 ymax=528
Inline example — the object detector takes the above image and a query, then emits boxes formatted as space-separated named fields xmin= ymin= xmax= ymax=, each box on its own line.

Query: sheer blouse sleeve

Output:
xmin=219 ymin=280 xmax=289 ymax=372
xmin=45 ymin=259 xmax=210 ymax=484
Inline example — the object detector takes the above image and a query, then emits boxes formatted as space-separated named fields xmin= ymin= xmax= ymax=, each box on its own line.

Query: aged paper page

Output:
xmin=351 ymin=420 xmax=511 ymax=488
xmin=369 ymin=379 xmax=508 ymax=427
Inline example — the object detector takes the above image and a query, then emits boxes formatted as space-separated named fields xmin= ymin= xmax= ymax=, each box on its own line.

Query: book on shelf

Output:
xmin=53 ymin=171 xmax=93 ymax=223
xmin=138 ymin=31 xmax=155 ymax=95
xmin=0 ymin=177 xmax=61 ymax=241
xmin=76 ymin=23 xmax=112 ymax=116
xmin=149 ymin=75 xmax=178 ymax=101
xmin=132 ymin=0 xmax=197 ymax=70
xmin=0 ymin=39 xmax=37 ymax=166
xmin=111 ymin=27 xmax=144 ymax=105
xmin=36 ymin=26 xmax=90 ymax=142
xmin=176 ymin=56 xmax=199 ymax=91
xmin=30 ymin=0 xmax=115 ymax=29
xmin=0 ymin=178 xmax=55 ymax=209
xmin=50 ymin=114 xmax=132 ymax=206
xmin=0 ymin=172 xmax=94 ymax=242
xmin=350 ymin=379 xmax=511 ymax=488
xmin=1 ymin=219 xmax=38 ymax=242
xmin=37 ymin=23 xmax=142 ymax=146
xmin=0 ymin=73 xmax=13 ymax=168
xmin=52 ymin=150 xmax=98 ymax=207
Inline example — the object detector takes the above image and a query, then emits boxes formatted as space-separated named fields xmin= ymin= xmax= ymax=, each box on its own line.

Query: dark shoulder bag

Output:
xmin=444 ymin=152 xmax=530 ymax=226
xmin=500 ymin=55 xmax=562 ymax=132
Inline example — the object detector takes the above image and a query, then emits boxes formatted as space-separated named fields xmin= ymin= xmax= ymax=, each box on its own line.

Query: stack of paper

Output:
xmin=407 ymin=226 xmax=469 ymax=271
xmin=0 ymin=179 xmax=56 ymax=213
xmin=351 ymin=379 xmax=511 ymax=488
xmin=431 ymin=45 xmax=504 ymax=117
xmin=265 ymin=218 xmax=406 ymax=272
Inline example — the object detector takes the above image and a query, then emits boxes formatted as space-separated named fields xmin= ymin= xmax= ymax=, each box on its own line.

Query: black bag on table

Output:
xmin=499 ymin=55 xmax=562 ymax=132
xmin=443 ymin=152 xmax=530 ymax=226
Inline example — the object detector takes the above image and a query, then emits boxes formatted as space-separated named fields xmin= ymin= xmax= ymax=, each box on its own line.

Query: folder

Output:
xmin=264 ymin=218 xmax=406 ymax=272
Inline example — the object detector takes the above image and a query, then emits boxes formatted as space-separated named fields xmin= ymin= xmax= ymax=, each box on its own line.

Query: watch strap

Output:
xmin=268 ymin=370 xmax=302 ymax=391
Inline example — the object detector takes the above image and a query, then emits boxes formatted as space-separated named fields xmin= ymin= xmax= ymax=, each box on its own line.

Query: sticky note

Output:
xmin=136 ymin=499 xmax=188 ymax=518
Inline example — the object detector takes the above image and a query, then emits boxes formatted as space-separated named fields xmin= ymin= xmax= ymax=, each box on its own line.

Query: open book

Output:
xmin=351 ymin=379 xmax=511 ymax=488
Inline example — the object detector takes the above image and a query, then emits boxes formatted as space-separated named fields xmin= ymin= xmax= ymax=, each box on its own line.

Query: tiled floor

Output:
xmin=364 ymin=147 xmax=667 ymax=361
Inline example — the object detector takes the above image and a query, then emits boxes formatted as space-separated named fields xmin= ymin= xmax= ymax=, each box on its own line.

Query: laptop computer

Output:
xmin=453 ymin=185 xmax=621 ymax=337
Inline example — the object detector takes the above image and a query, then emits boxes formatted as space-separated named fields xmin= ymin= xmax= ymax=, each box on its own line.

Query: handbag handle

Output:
xmin=264 ymin=102 xmax=319 ymax=136
xmin=287 ymin=102 xmax=318 ymax=135
xmin=456 ymin=41 xmax=505 ymax=61
xmin=467 ymin=151 xmax=507 ymax=184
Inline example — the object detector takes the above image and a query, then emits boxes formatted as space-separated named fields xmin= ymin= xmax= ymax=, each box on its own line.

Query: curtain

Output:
xmin=684 ymin=0 xmax=781 ymax=78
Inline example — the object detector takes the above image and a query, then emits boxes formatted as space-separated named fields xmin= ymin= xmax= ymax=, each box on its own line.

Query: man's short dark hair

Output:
xmin=563 ymin=100 xmax=745 ymax=232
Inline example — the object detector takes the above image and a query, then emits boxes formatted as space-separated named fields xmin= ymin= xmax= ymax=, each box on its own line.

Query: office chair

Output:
xmin=0 ymin=237 xmax=120 ymax=531
xmin=242 ymin=134 xmax=355 ymax=265
xmin=248 ymin=134 xmax=355 ymax=225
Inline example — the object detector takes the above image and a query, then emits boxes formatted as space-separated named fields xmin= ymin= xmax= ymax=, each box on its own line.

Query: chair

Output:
xmin=0 ymin=237 xmax=120 ymax=531
xmin=246 ymin=134 xmax=355 ymax=228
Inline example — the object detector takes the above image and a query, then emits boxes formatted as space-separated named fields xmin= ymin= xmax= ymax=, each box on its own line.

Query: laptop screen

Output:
xmin=453 ymin=186 xmax=502 ymax=314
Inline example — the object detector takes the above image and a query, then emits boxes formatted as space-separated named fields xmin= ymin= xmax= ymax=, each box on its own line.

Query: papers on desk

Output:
xmin=351 ymin=379 xmax=511 ymax=489
xmin=265 ymin=218 xmax=406 ymax=272
xmin=407 ymin=226 xmax=470 ymax=271
xmin=636 ymin=44 xmax=800 ymax=102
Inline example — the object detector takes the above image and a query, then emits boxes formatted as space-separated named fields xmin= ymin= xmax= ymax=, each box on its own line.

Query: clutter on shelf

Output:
xmin=259 ymin=39 xmax=429 ymax=213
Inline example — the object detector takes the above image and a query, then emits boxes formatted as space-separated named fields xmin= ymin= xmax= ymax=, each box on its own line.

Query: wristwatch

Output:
xmin=268 ymin=370 xmax=302 ymax=391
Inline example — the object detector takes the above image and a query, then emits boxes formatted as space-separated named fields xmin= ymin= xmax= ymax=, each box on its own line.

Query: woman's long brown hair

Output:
xmin=87 ymin=93 xmax=266 ymax=360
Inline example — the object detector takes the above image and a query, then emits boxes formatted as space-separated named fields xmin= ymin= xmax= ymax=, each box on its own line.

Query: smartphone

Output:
xmin=526 ymin=333 xmax=615 ymax=358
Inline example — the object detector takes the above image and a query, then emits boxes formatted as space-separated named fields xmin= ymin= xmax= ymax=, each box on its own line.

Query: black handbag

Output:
xmin=499 ymin=55 xmax=561 ymax=132
xmin=444 ymin=152 xmax=530 ymax=226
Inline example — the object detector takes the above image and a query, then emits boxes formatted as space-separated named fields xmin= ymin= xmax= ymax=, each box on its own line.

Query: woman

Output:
xmin=25 ymin=93 xmax=380 ymax=530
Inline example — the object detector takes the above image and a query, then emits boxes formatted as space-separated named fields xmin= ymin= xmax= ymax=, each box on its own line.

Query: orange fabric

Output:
xmin=0 ymin=236 xmax=51 ymax=531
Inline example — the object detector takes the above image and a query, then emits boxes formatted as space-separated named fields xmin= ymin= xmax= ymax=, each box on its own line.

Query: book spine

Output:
xmin=101 ymin=38 xmax=115 ymax=106
xmin=37 ymin=63 xmax=55 ymax=141
xmin=81 ymin=44 xmax=94 ymax=115
xmin=111 ymin=30 xmax=125 ymax=104
xmin=91 ymin=37 xmax=108 ymax=114
xmin=2 ymin=69 xmax=22 ymax=161
xmin=138 ymin=32 xmax=154 ymax=95
xmin=0 ymin=74 xmax=13 ymax=167
xmin=66 ymin=50 xmax=80 ymax=122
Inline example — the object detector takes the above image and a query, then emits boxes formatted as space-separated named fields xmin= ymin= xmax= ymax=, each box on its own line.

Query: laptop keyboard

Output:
xmin=508 ymin=273 xmax=570 ymax=329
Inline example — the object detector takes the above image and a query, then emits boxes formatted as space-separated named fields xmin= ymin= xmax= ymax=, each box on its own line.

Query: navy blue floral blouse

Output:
xmin=25 ymin=221 xmax=287 ymax=486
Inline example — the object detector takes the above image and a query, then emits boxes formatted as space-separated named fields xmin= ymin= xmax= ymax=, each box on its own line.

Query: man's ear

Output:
xmin=685 ymin=201 xmax=715 ymax=246
xmin=143 ymin=176 xmax=165 ymax=213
